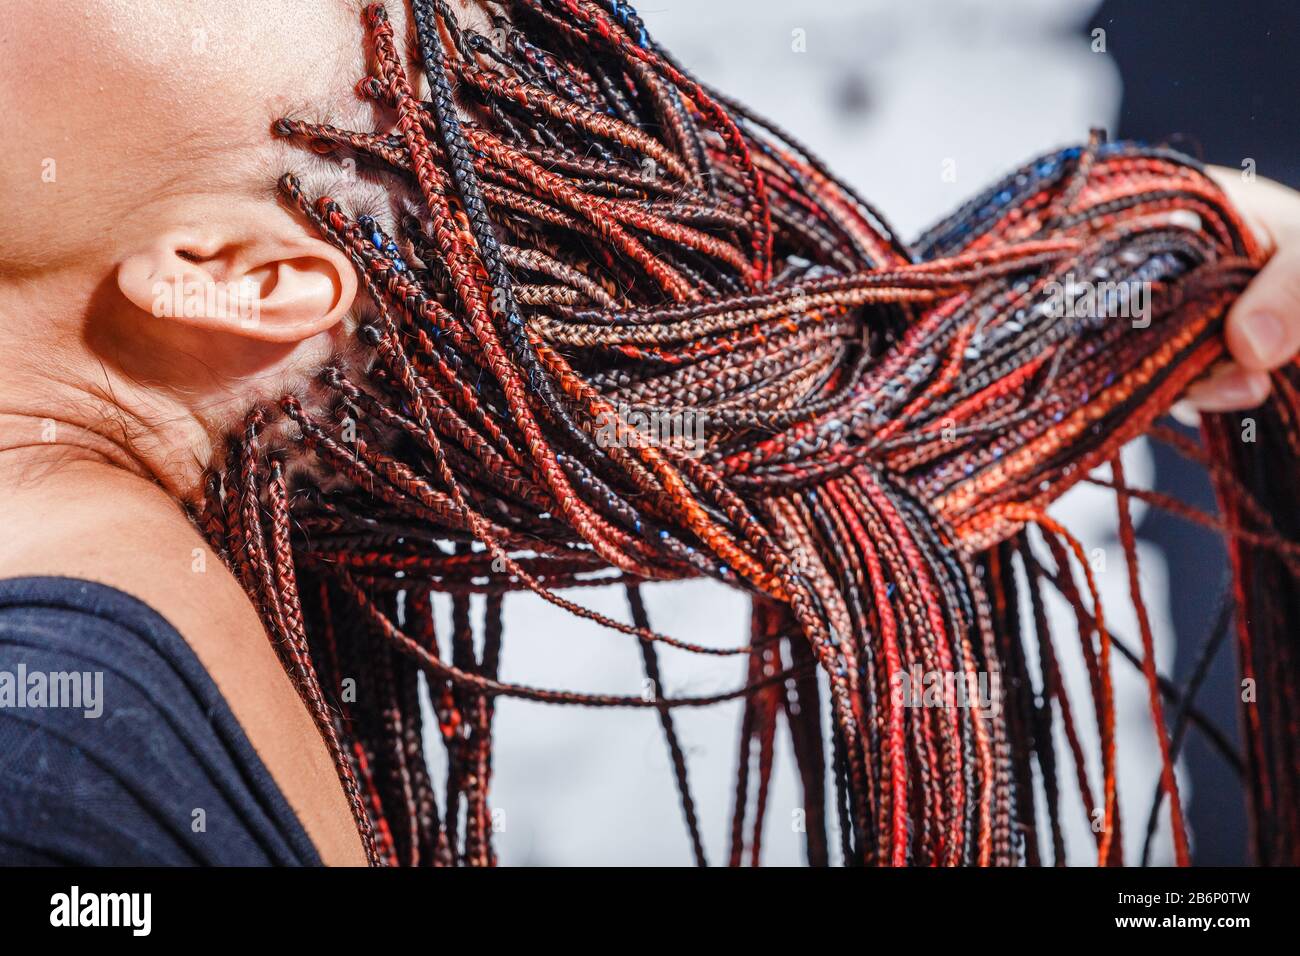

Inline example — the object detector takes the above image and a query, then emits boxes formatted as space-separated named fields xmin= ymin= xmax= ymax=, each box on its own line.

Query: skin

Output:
xmin=0 ymin=1 xmax=1295 ymax=866
xmin=1179 ymin=168 xmax=1300 ymax=415
xmin=0 ymin=0 xmax=384 ymax=866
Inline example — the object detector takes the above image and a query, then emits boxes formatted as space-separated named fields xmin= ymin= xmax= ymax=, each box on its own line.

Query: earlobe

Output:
xmin=116 ymin=235 xmax=357 ymax=344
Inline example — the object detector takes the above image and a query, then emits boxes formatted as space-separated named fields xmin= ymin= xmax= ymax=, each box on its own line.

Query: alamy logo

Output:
xmin=50 ymin=886 xmax=151 ymax=936
xmin=594 ymin=402 xmax=707 ymax=458
xmin=0 ymin=665 xmax=102 ymax=718
xmin=1042 ymin=272 xmax=1151 ymax=328
xmin=890 ymin=666 xmax=1002 ymax=719
xmin=152 ymin=275 xmax=260 ymax=328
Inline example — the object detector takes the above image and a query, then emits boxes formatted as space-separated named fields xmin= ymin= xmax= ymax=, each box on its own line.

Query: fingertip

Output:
xmin=1182 ymin=364 xmax=1272 ymax=412
xmin=1225 ymin=307 xmax=1289 ymax=371
xmin=1226 ymin=244 xmax=1300 ymax=370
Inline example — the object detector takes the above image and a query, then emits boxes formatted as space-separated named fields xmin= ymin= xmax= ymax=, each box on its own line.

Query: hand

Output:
xmin=1176 ymin=166 xmax=1300 ymax=418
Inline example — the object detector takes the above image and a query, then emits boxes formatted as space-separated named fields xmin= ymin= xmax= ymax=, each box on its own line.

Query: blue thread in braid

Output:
xmin=407 ymin=0 xmax=633 ymax=490
xmin=606 ymin=0 xmax=650 ymax=48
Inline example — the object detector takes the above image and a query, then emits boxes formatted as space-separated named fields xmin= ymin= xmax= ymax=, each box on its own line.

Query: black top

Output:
xmin=0 ymin=577 xmax=321 ymax=866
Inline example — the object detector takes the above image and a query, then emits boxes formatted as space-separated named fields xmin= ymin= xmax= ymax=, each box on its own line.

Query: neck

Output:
xmin=0 ymin=285 xmax=213 ymax=501
xmin=0 ymin=409 xmax=146 ymax=482
xmin=0 ymin=388 xmax=210 ymax=501
xmin=0 ymin=271 xmax=344 ymax=505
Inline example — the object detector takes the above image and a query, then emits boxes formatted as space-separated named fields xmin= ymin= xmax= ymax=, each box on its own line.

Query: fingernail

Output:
xmin=1240 ymin=311 xmax=1285 ymax=363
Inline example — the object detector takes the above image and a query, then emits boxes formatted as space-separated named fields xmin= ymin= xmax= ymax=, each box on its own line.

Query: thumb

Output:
xmin=1224 ymin=243 xmax=1300 ymax=372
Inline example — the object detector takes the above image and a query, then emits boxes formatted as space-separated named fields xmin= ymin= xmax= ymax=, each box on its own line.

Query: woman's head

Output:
xmin=0 ymin=1 xmax=428 ymax=494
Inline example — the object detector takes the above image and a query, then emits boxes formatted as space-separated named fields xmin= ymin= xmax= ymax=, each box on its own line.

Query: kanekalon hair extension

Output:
xmin=198 ymin=0 xmax=1300 ymax=866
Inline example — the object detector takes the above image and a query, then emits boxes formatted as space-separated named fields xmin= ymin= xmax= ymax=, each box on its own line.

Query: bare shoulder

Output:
xmin=0 ymin=461 xmax=366 ymax=866
xmin=0 ymin=463 xmax=260 ymax=647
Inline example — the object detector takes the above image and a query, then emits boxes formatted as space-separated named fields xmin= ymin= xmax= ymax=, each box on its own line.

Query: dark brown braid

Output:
xmin=203 ymin=0 xmax=1300 ymax=866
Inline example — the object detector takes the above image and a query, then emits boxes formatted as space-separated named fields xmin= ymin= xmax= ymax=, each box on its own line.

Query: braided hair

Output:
xmin=198 ymin=0 xmax=1300 ymax=866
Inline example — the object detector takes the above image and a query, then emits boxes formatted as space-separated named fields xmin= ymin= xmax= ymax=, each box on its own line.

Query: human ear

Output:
xmin=116 ymin=230 xmax=357 ymax=344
